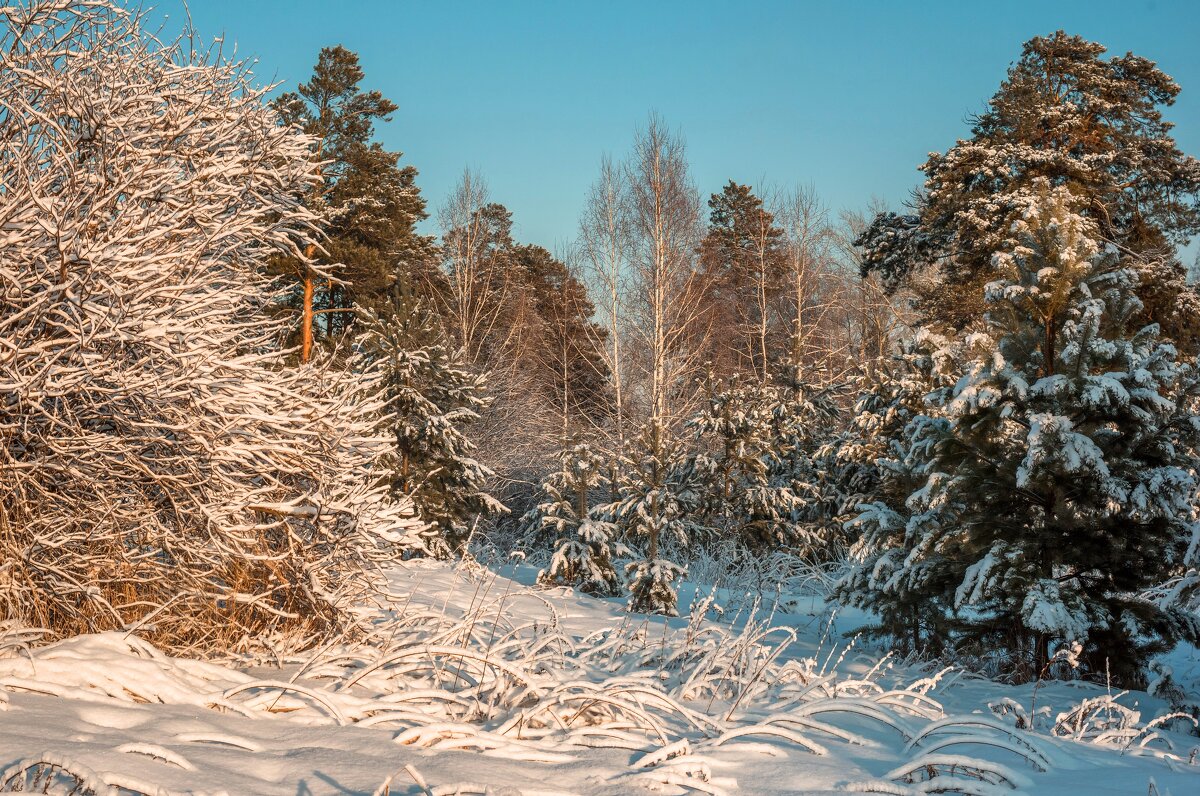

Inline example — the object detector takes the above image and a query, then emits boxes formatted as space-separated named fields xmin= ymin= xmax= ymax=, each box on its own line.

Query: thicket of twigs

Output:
xmin=0 ymin=1 xmax=426 ymax=652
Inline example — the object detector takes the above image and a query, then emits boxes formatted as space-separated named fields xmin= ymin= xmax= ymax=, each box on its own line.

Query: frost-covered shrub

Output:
xmin=0 ymin=1 xmax=423 ymax=651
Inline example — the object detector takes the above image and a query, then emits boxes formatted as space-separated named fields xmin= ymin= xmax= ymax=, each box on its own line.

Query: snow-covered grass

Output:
xmin=1 ymin=559 xmax=1198 ymax=795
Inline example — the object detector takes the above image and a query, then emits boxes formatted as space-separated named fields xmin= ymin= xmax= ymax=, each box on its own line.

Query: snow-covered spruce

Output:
xmin=834 ymin=335 xmax=958 ymax=655
xmin=524 ymin=444 xmax=627 ymax=596
xmin=0 ymin=1 xmax=423 ymax=652
xmin=832 ymin=347 xmax=934 ymax=537
xmin=840 ymin=182 xmax=1200 ymax=685
xmin=610 ymin=424 xmax=702 ymax=616
xmin=687 ymin=376 xmax=801 ymax=552
xmin=770 ymin=363 xmax=849 ymax=558
xmin=360 ymin=284 xmax=505 ymax=558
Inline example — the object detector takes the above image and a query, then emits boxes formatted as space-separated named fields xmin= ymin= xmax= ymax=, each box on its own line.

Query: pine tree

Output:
xmin=516 ymin=244 xmax=613 ymax=430
xmin=849 ymin=183 xmax=1200 ymax=685
xmin=527 ymin=444 xmax=626 ymax=596
xmin=274 ymin=46 xmax=438 ymax=359
xmin=687 ymin=375 xmax=804 ymax=552
xmin=612 ymin=425 xmax=702 ymax=616
xmin=859 ymin=31 xmax=1200 ymax=350
xmin=697 ymin=181 xmax=789 ymax=378
xmin=324 ymin=140 xmax=441 ymax=322
xmin=362 ymin=285 xmax=505 ymax=556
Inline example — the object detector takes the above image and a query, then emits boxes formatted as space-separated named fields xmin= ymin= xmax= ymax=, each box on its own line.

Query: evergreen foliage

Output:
xmin=527 ymin=445 xmax=627 ymax=596
xmin=832 ymin=348 xmax=936 ymax=533
xmin=859 ymin=31 xmax=1200 ymax=349
xmin=698 ymin=181 xmax=790 ymax=377
xmin=770 ymin=364 xmax=850 ymax=557
xmin=688 ymin=375 xmax=804 ymax=552
xmin=612 ymin=425 xmax=702 ymax=616
xmin=843 ymin=183 xmax=1200 ymax=685
xmin=833 ymin=336 xmax=956 ymax=654
xmin=362 ymin=285 xmax=505 ymax=556
xmin=274 ymin=46 xmax=438 ymax=348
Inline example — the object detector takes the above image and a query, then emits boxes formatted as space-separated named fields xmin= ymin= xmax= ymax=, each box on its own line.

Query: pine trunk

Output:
xmin=300 ymin=243 xmax=316 ymax=364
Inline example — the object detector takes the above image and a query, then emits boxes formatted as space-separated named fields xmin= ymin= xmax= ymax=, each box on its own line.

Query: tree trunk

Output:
xmin=301 ymin=261 xmax=314 ymax=364
xmin=1043 ymin=320 xmax=1056 ymax=377
xmin=575 ymin=472 xmax=589 ymax=528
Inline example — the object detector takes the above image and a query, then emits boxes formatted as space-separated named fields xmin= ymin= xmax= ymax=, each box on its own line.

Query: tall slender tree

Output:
xmin=578 ymin=155 xmax=634 ymax=494
xmin=439 ymin=171 xmax=518 ymax=368
xmin=616 ymin=114 xmax=706 ymax=615
xmin=773 ymin=186 xmax=841 ymax=379
xmin=274 ymin=46 xmax=436 ymax=361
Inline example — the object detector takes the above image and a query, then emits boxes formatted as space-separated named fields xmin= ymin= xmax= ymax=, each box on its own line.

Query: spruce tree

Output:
xmin=769 ymin=363 xmax=848 ymax=558
xmin=688 ymin=375 xmax=804 ymax=552
xmin=362 ymin=286 xmax=504 ymax=556
xmin=526 ymin=444 xmax=626 ymax=596
xmin=832 ymin=345 xmax=936 ymax=534
xmin=612 ymin=425 xmax=702 ymax=616
xmin=849 ymin=182 xmax=1200 ymax=685
xmin=833 ymin=337 xmax=956 ymax=654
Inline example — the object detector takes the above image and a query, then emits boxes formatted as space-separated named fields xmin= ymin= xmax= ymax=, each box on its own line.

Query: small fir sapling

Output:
xmin=526 ymin=444 xmax=627 ymax=596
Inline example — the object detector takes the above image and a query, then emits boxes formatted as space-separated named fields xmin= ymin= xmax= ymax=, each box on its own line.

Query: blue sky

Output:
xmin=153 ymin=0 xmax=1199 ymax=255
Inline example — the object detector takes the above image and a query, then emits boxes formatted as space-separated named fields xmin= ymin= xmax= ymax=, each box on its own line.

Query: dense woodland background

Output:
xmin=4 ymin=1 xmax=1200 ymax=700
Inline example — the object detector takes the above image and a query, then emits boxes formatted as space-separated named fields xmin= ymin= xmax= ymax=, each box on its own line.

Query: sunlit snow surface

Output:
xmin=2 ymin=560 xmax=1198 ymax=795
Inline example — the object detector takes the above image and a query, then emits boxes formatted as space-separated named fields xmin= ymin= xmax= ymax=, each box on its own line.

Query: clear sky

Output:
xmin=151 ymin=0 xmax=1200 ymax=255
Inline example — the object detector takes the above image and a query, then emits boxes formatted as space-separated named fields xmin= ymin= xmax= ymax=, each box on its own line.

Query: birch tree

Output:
xmin=578 ymin=155 xmax=633 ymax=454
xmin=773 ymin=184 xmax=858 ymax=388
xmin=614 ymin=115 xmax=706 ymax=615
xmin=439 ymin=169 xmax=519 ymax=367
xmin=835 ymin=202 xmax=913 ymax=378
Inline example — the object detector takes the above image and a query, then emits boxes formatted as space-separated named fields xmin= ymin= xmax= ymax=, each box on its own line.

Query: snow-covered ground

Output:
xmin=2 ymin=559 xmax=1198 ymax=795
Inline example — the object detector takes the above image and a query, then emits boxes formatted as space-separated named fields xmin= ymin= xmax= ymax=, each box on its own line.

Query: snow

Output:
xmin=2 ymin=559 xmax=1198 ymax=795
